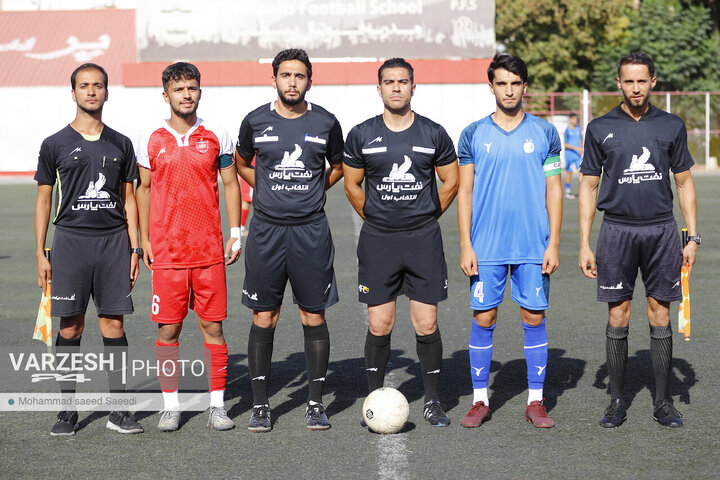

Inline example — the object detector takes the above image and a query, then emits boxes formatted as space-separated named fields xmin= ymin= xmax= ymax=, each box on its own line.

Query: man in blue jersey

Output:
xmin=579 ymin=52 xmax=698 ymax=428
xmin=563 ymin=113 xmax=583 ymax=199
xmin=457 ymin=54 xmax=563 ymax=428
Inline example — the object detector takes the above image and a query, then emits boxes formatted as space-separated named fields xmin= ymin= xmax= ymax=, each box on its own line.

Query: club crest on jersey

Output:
xmin=523 ymin=139 xmax=535 ymax=153
xmin=195 ymin=139 xmax=209 ymax=154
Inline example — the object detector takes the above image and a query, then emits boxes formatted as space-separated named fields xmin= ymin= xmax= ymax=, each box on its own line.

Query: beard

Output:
xmin=277 ymin=87 xmax=307 ymax=107
xmin=171 ymin=103 xmax=198 ymax=119
xmin=623 ymin=93 xmax=649 ymax=109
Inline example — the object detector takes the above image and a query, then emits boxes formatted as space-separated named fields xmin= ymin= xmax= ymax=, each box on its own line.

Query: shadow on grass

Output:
xmin=593 ymin=348 xmax=696 ymax=407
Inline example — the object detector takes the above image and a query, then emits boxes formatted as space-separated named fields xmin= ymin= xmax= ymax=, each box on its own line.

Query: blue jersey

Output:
xmin=458 ymin=113 xmax=561 ymax=264
xmin=564 ymin=125 xmax=582 ymax=163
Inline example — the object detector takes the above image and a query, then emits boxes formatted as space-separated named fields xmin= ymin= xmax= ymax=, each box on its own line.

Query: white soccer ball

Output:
xmin=362 ymin=387 xmax=409 ymax=434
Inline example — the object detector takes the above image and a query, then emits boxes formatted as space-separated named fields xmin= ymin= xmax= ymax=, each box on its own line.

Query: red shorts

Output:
xmin=151 ymin=262 xmax=227 ymax=324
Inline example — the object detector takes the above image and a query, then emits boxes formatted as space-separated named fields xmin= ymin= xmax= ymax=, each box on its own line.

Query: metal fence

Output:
xmin=524 ymin=91 xmax=720 ymax=167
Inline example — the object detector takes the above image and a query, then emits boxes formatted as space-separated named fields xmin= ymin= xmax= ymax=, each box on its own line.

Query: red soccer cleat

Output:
xmin=460 ymin=401 xmax=491 ymax=428
xmin=525 ymin=400 xmax=555 ymax=428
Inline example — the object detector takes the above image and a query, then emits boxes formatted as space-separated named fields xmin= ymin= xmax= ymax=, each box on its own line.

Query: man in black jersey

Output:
xmin=578 ymin=52 xmax=699 ymax=428
xmin=34 ymin=63 xmax=143 ymax=436
xmin=234 ymin=49 xmax=344 ymax=432
xmin=343 ymin=58 xmax=459 ymax=428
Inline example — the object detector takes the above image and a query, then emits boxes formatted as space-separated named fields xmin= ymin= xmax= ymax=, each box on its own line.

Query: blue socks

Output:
xmin=523 ymin=318 xmax=548 ymax=390
xmin=469 ymin=321 xmax=495 ymax=389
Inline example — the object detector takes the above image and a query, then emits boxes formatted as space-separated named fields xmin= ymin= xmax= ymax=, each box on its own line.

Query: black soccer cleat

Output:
xmin=51 ymin=410 xmax=78 ymax=436
xmin=248 ymin=404 xmax=272 ymax=432
xmin=599 ymin=398 xmax=627 ymax=428
xmin=305 ymin=402 xmax=331 ymax=431
xmin=423 ymin=399 xmax=450 ymax=427
xmin=106 ymin=411 xmax=144 ymax=434
xmin=653 ymin=399 xmax=683 ymax=428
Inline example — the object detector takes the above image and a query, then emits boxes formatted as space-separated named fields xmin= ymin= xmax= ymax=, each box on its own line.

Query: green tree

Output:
xmin=496 ymin=0 xmax=634 ymax=92
xmin=591 ymin=0 xmax=720 ymax=91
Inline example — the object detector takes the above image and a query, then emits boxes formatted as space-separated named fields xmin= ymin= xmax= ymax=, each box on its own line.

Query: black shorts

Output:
xmin=50 ymin=226 xmax=133 ymax=317
xmin=357 ymin=220 xmax=448 ymax=305
xmin=242 ymin=215 xmax=338 ymax=311
xmin=596 ymin=217 xmax=682 ymax=302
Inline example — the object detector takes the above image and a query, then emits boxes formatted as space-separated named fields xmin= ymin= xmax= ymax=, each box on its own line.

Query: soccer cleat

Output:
xmin=653 ymin=399 xmax=683 ymax=428
xmin=207 ymin=406 xmax=235 ymax=431
xmin=525 ymin=400 xmax=555 ymax=428
xmin=305 ymin=402 xmax=331 ymax=431
xmin=423 ymin=400 xmax=450 ymax=427
xmin=460 ymin=401 xmax=491 ymax=428
xmin=564 ymin=193 xmax=576 ymax=199
xmin=50 ymin=410 xmax=78 ymax=436
xmin=157 ymin=410 xmax=181 ymax=432
xmin=106 ymin=411 xmax=144 ymax=434
xmin=599 ymin=398 xmax=627 ymax=428
xmin=248 ymin=404 xmax=272 ymax=432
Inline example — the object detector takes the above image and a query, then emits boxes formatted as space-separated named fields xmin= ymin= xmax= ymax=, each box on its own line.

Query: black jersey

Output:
xmin=581 ymin=104 xmax=694 ymax=219
xmin=34 ymin=125 xmax=138 ymax=233
xmin=343 ymin=114 xmax=457 ymax=230
xmin=236 ymin=102 xmax=344 ymax=223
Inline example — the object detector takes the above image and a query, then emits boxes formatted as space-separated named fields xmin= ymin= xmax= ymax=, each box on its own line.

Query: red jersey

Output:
xmin=136 ymin=118 xmax=234 ymax=269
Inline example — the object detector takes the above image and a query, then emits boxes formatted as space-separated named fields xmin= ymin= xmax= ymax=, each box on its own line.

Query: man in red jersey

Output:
xmin=135 ymin=62 xmax=241 ymax=432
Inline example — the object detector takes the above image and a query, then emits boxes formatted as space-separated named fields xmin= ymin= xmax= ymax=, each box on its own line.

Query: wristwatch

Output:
xmin=130 ymin=247 xmax=144 ymax=257
xmin=687 ymin=234 xmax=701 ymax=245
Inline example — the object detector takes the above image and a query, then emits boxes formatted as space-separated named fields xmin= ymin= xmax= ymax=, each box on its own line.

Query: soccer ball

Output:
xmin=362 ymin=387 xmax=409 ymax=434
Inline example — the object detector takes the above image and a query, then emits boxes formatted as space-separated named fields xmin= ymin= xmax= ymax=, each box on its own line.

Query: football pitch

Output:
xmin=0 ymin=174 xmax=718 ymax=480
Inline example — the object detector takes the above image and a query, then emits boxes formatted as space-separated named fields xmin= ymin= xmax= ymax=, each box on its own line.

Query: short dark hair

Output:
xmin=71 ymin=63 xmax=108 ymax=89
xmin=617 ymin=52 xmax=655 ymax=78
xmin=568 ymin=112 xmax=578 ymax=118
xmin=378 ymin=58 xmax=414 ymax=85
xmin=272 ymin=49 xmax=312 ymax=80
xmin=487 ymin=54 xmax=528 ymax=84
xmin=162 ymin=62 xmax=201 ymax=91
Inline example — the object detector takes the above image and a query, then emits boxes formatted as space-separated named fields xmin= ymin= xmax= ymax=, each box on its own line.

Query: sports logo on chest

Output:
xmin=376 ymin=154 xmax=422 ymax=202
xmin=268 ymin=144 xmax=312 ymax=190
xmin=195 ymin=139 xmax=209 ymax=154
xmin=523 ymin=139 xmax=535 ymax=154
xmin=618 ymin=146 xmax=662 ymax=185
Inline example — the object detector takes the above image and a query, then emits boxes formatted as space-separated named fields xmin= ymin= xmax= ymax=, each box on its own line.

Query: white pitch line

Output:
xmin=351 ymin=210 xmax=411 ymax=480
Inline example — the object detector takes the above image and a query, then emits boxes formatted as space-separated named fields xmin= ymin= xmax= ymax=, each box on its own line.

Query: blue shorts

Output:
xmin=469 ymin=264 xmax=549 ymax=311
xmin=565 ymin=153 xmax=582 ymax=172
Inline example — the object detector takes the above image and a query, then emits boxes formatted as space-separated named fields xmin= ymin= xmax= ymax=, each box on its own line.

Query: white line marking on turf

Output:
xmin=351 ymin=208 xmax=410 ymax=480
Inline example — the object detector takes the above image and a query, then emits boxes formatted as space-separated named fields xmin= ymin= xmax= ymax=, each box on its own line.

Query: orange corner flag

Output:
xmin=33 ymin=284 xmax=53 ymax=346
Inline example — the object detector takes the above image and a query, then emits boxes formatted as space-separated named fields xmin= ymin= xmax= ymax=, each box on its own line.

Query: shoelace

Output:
xmin=254 ymin=405 xmax=270 ymax=419
xmin=468 ymin=402 xmax=486 ymax=414
xmin=658 ymin=402 xmax=683 ymax=418
xmin=308 ymin=405 xmax=324 ymax=418
xmin=605 ymin=401 xmax=623 ymax=416
xmin=424 ymin=402 xmax=443 ymax=418
xmin=59 ymin=411 xmax=75 ymax=421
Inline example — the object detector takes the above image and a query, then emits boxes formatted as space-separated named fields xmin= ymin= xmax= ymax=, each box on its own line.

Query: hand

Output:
xmin=542 ymin=245 xmax=560 ymax=274
xmin=130 ymin=252 xmax=140 ymax=289
xmin=460 ymin=246 xmax=478 ymax=277
xmin=682 ymin=241 xmax=698 ymax=279
xmin=141 ymin=241 xmax=154 ymax=270
xmin=225 ymin=237 xmax=241 ymax=266
xmin=578 ymin=245 xmax=597 ymax=278
xmin=37 ymin=254 xmax=52 ymax=291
